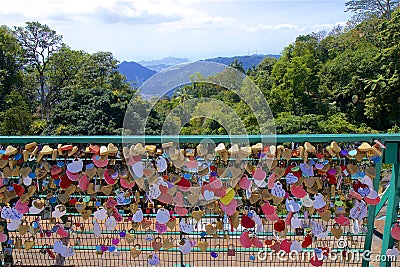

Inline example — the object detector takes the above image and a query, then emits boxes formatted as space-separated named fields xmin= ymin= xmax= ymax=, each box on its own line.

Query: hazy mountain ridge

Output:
xmin=139 ymin=57 xmax=190 ymax=72
xmin=203 ymin=54 xmax=280 ymax=71
xmin=118 ymin=61 xmax=156 ymax=87
xmin=118 ymin=54 xmax=280 ymax=87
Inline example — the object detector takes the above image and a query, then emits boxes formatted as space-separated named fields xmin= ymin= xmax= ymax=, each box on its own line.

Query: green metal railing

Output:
xmin=0 ymin=134 xmax=399 ymax=267
xmin=1 ymin=133 xmax=400 ymax=144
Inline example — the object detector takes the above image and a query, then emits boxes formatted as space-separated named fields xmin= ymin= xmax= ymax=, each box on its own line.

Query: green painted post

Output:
xmin=380 ymin=163 xmax=400 ymax=267
xmin=375 ymin=189 xmax=389 ymax=217
xmin=362 ymin=160 xmax=383 ymax=267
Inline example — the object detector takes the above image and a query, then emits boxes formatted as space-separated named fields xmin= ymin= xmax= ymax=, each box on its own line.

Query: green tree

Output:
xmin=124 ymin=94 xmax=160 ymax=135
xmin=14 ymin=21 xmax=62 ymax=119
xmin=248 ymin=57 xmax=277 ymax=96
xmin=174 ymin=84 xmax=194 ymax=104
xmin=46 ymin=45 xmax=88 ymax=101
xmin=0 ymin=91 xmax=32 ymax=135
xmin=269 ymin=35 xmax=323 ymax=116
xmin=78 ymin=51 xmax=130 ymax=92
xmin=345 ymin=0 xmax=400 ymax=20
xmin=43 ymin=49 xmax=133 ymax=133
xmin=319 ymin=43 xmax=379 ymax=126
xmin=229 ymin=59 xmax=245 ymax=74
xmin=45 ymin=88 xmax=132 ymax=135
xmin=0 ymin=26 xmax=23 ymax=106
xmin=363 ymin=10 xmax=400 ymax=129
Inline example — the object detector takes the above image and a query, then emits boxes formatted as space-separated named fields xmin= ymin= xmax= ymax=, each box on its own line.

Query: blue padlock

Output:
xmin=210 ymin=251 xmax=218 ymax=258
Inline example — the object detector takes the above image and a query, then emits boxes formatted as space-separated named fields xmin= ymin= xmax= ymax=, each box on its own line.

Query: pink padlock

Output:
xmin=239 ymin=231 xmax=252 ymax=248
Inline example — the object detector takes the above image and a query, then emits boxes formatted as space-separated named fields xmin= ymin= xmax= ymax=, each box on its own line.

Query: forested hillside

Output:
xmin=0 ymin=5 xmax=399 ymax=135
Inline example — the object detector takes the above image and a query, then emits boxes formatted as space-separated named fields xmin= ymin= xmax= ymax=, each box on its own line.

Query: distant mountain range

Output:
xmin=139 ymin=57 xmax=190 ymax=72
xmin=118 ymin=61 xmax=156 ymax=87
xmin=203 ymin=54 xmax=280 ymax=71
xmin=118 ymin=54 xmax=280 ymax=88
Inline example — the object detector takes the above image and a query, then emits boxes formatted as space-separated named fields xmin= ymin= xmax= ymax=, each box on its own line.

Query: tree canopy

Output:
xmin=0 ymin=5 xmax=399 ymax=135
xmin=345 ymin=0 xmax=400 ymax=20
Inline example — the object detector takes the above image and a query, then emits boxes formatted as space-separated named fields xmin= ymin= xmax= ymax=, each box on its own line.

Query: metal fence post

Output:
xmin=177 ymin=215 xmax=186 ymax=267
xmin=362 ymin=160 xmax=383 ymax=267
xmin=380 ymin=163 xmax=400 ymax=267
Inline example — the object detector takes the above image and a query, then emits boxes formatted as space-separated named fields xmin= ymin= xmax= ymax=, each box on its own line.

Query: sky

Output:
xmin=0 ymin=0 xmax=352 ymax=62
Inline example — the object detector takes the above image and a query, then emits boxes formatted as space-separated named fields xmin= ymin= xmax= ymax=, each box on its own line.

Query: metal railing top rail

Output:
xmin=0 ymin=133 xmax=399 ymax=144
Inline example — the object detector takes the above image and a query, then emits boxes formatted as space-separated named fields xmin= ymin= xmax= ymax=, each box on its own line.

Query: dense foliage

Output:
xmin=1 ymin=5 xmax=399 ymax=135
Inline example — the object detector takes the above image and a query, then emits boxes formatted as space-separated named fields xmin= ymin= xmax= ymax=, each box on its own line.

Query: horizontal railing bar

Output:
xmin=8 ymin=229 xmax=366 ymax=237
xmin=20 ymin=212 xmax=345 ymax=220
xmin=0 ymin=134 xmax=399 ymax=144
xmin=19 ymin=231 xmax=365 ymax=237
xmin=15 ymin=246 xmax=365 ymax=253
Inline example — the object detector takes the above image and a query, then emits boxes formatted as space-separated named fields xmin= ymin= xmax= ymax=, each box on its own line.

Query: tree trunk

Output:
xmin=40 ymin=72 xmax=46 ymax=119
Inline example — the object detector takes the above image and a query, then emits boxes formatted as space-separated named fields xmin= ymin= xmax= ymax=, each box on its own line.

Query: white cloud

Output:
xmin=308 ymin=21 xmax=347 ymax=32
xmin=0 ymin=0 xmax=238 ymax=33
xmin=0 ymin=0 xmax=186 ymax=24
xmin=242 ymin=21 xmax=348 ymax=34
xmin=244 ymin=24 xmax=273 ymax=33
xmin=243 ymin=23 xmax=300 ymax=33
xmin=273 ymin=24 xmax=300 ymax=31
xmin=160 ymin=15 xmax=235 ymax=32
xmin=92 ymin=1 xmax=182 ymax=24
xmin=0 ymin=0 xmax=352 ymax=60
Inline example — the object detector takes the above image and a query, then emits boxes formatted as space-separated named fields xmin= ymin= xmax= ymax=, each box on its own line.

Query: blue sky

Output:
xmin=0 ymin=0 xmax=351 ymax=61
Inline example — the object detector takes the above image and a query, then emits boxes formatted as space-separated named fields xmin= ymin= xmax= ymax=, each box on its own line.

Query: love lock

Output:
xmin=148 ymin=253 xmax=160 ymax=266
xmin=227 ymin=244 xmax=235 ymax=256
xmin=145 ymin=230 xmax=154 ymax=241
xmin=210 ymin=244 xmax=220 ymax=258
xmin=295 ymin=227 xmax=304 ymax=236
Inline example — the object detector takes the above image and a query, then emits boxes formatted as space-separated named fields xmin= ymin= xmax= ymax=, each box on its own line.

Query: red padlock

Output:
xmin=227 ymin=244 xmax=235 ymax=256
xmin=273 ymin=219 xmax=285 ymax=232
xmin=241 ymin=214 xmax=255 ymax=228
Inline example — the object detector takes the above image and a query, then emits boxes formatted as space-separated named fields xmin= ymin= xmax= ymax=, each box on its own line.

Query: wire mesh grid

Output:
xmin=4 ymin=210 xmax=377 ymax=267
xmin=0 ymin=138 xmax=397 ymax=267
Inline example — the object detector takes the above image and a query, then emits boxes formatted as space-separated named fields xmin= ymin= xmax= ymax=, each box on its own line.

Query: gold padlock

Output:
xmin=185 ymin=148 xmax=195 ymax=157
xmin=331 ymin=185 xmax=336 ymax=197
xmin=65 ymin=221 xmax=72 ymax=229
xmin=49 ymin=179 xmax=56 ymax=189
xmin=215 ymin=219 xmax=224 ymax=230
